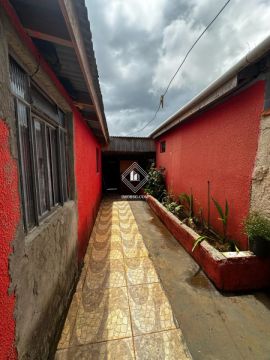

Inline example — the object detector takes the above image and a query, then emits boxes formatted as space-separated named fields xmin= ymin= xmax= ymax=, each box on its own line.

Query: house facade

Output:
xmin=0 ymin=1 xmax=108 ymax=358
xmin=151 ymin=37 xmax=270 ymax=250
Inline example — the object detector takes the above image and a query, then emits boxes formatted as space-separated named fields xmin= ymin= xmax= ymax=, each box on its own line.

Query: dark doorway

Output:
xmin=102 ymin=155 xmax=154 ymax=195
xmin=102 ymin=158 xmax=120 ymax=193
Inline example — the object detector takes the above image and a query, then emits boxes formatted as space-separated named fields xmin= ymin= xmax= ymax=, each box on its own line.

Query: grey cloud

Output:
xmin=86 ymin=0 xmax=270 ymax=136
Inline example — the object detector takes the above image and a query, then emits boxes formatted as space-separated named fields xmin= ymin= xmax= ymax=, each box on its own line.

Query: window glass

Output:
xmin=160 ymin=141 xmax=166 ymax=153
xmin=16 ymin=100 xmax=35 ymax=228
xmin=50 ymin=128 xmax=60 ymax=204
xmin=34 ymin=119 xmax=47 ymax=215
xmin=59 ymin=130 xmax=69 ymax=202
xmin=31 ymin=85 xmax=60 ymax=123
xmin=10 ymin=60 xmax=29 ymax=100
xmin=45 ymin=126 xmax=54 ymax=208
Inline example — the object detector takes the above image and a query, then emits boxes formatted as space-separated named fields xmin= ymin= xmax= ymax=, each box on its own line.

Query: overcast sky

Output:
xmin=86 ymin=0 xmax=270 ymax=137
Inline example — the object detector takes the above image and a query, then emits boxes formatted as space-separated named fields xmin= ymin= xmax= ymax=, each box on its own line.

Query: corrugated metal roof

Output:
xmin=74 ymin=0 xmax=109 ymax=139
xmin=103 ymin=137 xmax=156 ymax=153
xmin=10 ymin=0 xmax=109 ymax=143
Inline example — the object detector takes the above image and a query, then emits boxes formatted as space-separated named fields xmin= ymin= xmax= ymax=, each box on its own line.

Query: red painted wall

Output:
xmin=0 ymin=3 xmax=104 ymax=356
xmin=74 ymin=110 xmax=102 ymax=262
xmin=0 ymin=121 xmax=19 ymax=360
xmin=156 ymin=81 xmax=265 ymax=249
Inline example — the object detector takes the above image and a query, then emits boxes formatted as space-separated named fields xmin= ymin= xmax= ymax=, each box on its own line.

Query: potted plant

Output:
xmin=244 ymin=212 xmax=270 ymax=257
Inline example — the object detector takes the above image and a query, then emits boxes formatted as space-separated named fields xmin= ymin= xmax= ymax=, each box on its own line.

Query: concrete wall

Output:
xmin=0 ymin=8 xmax=103 ymax=359
xmin=155 ymin=81 xmax=265 ymax=249
xmin=10 ymin=202 xmax=78 ymax=360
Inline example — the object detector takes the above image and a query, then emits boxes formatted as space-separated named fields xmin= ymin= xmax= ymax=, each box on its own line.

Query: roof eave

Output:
xmin=58 ymin=0 xmax=109 ymax=143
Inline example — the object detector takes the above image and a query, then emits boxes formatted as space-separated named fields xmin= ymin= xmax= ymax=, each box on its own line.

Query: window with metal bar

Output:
xmin=10 ymin=58 xmax=70 ymax=231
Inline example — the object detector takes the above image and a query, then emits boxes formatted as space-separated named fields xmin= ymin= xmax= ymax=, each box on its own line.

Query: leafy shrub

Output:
xmin=244 ymin=212 xmax=270 ymax=240
xmin=144 ymin=165 xmax=166 ymax=201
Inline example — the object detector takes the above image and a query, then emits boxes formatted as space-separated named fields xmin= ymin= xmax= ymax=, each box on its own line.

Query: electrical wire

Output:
xmin=129 ymin=0 xmax=232 ymax=136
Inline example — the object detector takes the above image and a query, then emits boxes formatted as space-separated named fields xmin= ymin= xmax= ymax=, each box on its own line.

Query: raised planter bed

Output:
xmin=146 ymin=194 xmax=270 ymax=291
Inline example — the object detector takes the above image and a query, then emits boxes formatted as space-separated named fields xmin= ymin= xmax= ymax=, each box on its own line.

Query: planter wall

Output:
xmin=146 ymin=195 xmax=270 ymax=291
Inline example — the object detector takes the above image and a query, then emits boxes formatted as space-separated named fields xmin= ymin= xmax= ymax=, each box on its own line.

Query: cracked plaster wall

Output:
xmin=251 ymin=114 xmax=270 ymax=217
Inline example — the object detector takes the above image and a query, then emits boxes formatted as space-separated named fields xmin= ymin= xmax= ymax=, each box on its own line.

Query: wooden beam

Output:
xmin=58 ymin=0 xmax=109 ymax=143
xmin=73 ymin=101 xmax=95 ymax=110
xmin=86 ymin=120 xmax=100 ymax=129
xmin=25 ymin=28 xmax=73 ymax=48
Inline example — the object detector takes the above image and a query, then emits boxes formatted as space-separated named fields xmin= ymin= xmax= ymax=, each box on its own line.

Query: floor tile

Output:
xmin=90 ymin=241 xmax=123 ymax=261
xmin=120 ymin=223 xmax=139 ymax=235
xmin=55 ymin=338 xmax=135 ymax=360
xmin=120 ymin=222 xmax=138 ymax=232
xmin=72 ymin=287 xmax=132 ymax=344
xmin=96 ymin=228 xmax=121 ymax=237
xmin=122 ymin=239 xmax=149 ymax=258
xmin=96 ymin=222 xmax=115 ymax=232
xmin=118 ymin=209 xmax=133 ymax=216
xmin=125 ymin=257 xmax=159 ymax=286
xmin=56 ymin=200 xmax=190 ymax=359
xmin=76 ymin=255 xmax=89 ymax=291
xmin=57 ymin=292 xmax=81 ymax=349
xmin=134 ymin=330 xmax=191 ymax=360
xmin=128 ymin=283 xmax=177 ymax=335
xmin=96 ymin=224 xmax=121 ymax=235
xmin=91 ymin=233 xmax=122 ymax=245
xmin=84 ymin=259 xmax=126 ymax=290
xmin=121 ymin=233 xmax=144 ymax=243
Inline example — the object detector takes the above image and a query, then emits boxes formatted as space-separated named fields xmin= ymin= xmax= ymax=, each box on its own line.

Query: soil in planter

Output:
xmin=180 ymin=216 xmax=236 ymax=252
xmin=206 ymin=237 xmax=233 ymax=252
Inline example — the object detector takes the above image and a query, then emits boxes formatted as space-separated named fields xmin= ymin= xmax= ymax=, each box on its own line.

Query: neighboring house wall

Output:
xmin=251 ymin=113 xmax=270 ymax=217
xmin=74 ymin=110 xmax=102 ymax=262
xmin=155 ymin=81 xmax=265 ymax=249
xmin=0 ymin=8 xmax=103 ymax=360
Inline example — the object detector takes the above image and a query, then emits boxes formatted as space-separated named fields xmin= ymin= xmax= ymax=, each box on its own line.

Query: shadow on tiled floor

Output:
xmin=54 ymin=199 xmax=191 ymax=359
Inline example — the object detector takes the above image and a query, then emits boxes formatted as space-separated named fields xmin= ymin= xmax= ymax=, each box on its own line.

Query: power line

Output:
xmin=129 ymin=0 xmax=232 ymax=136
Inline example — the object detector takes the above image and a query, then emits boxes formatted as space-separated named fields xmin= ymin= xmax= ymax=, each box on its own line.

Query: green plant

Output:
xmin=244 ymin=212 xmax=270 ymax=240
xmin=161 ymin=191 xmax=173 ymax=206
xmin=192 ymin=235 xmax=209 ymax=252
xmin=162 ymin=192 xmax=184 ymax=218
xmin=212 ymin=197 xmax=229 ymax=243
xmin=144 ymin=165 xmax=166 ymax=201
xmin=167 ymin=202 xmax=184 ymax=218
xmin=179 ymin=192 xmax=194 ymax=218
